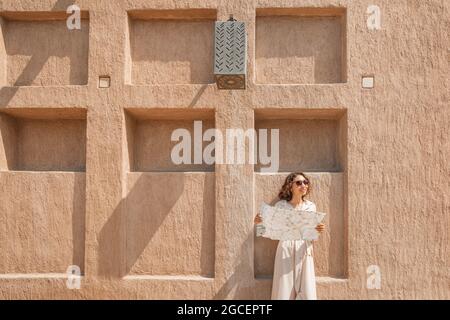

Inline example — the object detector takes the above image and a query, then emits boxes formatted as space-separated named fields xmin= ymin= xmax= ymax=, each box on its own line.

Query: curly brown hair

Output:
xmin=278 ymin=172 xmax=311 ymax=201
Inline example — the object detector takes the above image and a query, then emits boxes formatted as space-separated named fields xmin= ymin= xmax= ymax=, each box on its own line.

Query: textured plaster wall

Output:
xmin=130 ymin=19 xmax=215 ymax=85
xmin=3 ymin=16 xmax=89 ymax=86
xmin=256 ymin=16 xmax=344 ymax=83
xmin=0 ymin=172 xmax=85 ymax=274
xmin=0 ymin=17 xmax=6 ymax=86
xmin=124 ymin=172 xmax=215 ymax=276
xmin=255 ymin=118 xmax=342 ymax=171
xmin=0 ymin=0 xmax=448 ymax=300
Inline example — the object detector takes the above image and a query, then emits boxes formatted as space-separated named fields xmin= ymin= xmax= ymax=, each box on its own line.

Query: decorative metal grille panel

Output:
xmin=214 ymin=20 xmax=247 ymax=89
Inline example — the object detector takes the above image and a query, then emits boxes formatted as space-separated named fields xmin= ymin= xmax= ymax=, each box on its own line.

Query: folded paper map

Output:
xmin=257 ymin=202 xmax=326 ymax=241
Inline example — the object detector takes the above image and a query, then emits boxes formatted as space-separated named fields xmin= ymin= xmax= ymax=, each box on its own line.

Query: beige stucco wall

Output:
xmin=0 ymin=0 xmax=448 ymax=299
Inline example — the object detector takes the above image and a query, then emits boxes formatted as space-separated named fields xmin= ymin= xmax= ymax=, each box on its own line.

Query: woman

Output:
xmin=254 ymin=172 xmax=325 ymax=300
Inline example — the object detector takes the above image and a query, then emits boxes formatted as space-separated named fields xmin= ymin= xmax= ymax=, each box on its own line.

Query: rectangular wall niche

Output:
xmin=123 ymin=108 xmax=216 ymax=277
xmin=0 ymin=171 xmax=86 ymax=274
xmin=126 ymin=9 xmax=217 ymax=85
xmin=0 ymin=11 xmax=89 ymax=86
xmin=0 ymin=108 xmax=87 ymax=171
xmin=124 ymin=108 xmax=215 ymax=172
xmin=254 ymin=109 xmax=347 ymax=279
xmin=124 ymin=171 xmax=215 ymax=277
xmin=255 ymin=109 xmax=346 ymax=172
xmin=255 ymin=7 xmax=346 ymax=84
xmin=254 ymin=171 xmax=346 ymax=279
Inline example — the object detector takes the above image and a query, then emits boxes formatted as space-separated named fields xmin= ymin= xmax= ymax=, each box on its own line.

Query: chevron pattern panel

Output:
xmin=214 ymin=21 xmax=247 ymax=89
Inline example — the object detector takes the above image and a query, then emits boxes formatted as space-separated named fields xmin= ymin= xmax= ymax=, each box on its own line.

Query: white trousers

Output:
xmin=271 ymin=239 xmax=317 ymax=300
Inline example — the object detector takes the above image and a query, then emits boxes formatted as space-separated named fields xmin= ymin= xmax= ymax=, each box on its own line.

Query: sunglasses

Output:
xmin=294 ymin=180 xmax=309 ymax=186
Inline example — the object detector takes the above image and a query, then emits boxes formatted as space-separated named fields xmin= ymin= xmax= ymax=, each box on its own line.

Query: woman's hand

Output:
xmin=315 ymin=223 xmax=326 ymax=233
xmin=254 ymin=213 xmax=262 ymax=224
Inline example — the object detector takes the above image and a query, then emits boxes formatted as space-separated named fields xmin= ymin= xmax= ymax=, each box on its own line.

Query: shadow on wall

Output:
xmin=327 ymin=173 xmax=345 ymax=277
xmin=3 ymin=18 xmax=88 ymax=86
xmin=214 ymin=231 xmax=259 ymax=299
xmin=0 ymin=0 xmax=87 ymax=105
xmin=98 ymin=172 xmax=215 ymax=279
xmin=72 ymin=172 xmax=86 ymax=273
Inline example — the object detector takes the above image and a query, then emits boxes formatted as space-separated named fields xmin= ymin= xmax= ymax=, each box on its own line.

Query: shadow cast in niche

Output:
xmin=0 ymin=0 xmax=88 ymax=107
xmin=98 ymin=174 xmax=184 ymax=278
xmin=72 ymin=172 xmax=86 ymax=274
xmin=98 ymin=172 xmax=215 ymax=279
xmin=3 ymin=18 xmax=88 ymax=86
xmin=327 ymin=173 xmax=346 ymax=278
